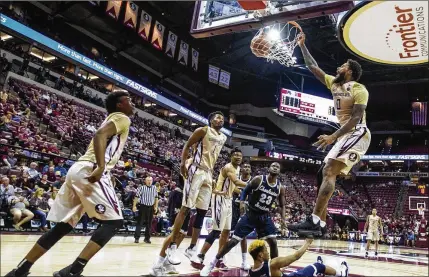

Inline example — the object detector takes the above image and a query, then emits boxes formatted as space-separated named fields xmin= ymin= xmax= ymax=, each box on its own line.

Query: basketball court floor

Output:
xmin=1 ymin=234 xmax=427 ymax=276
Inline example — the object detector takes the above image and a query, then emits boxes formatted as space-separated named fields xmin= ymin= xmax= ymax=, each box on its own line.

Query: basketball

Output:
xmin=250 ymin=34 xmax=272 ymax=58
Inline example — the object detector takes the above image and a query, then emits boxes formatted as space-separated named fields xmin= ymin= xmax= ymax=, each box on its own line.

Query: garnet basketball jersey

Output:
xmin=248 ymin=175 xmax=279 ymax=214
xmin=215 ymin=163 xmax=240 ymax=198
xmin=325 ymin=74 xmax=369 ymax=128
xmin=368 ymin=215 xmax=380 ymax=231
xmin=79 ymin=112 xmax=131 ymax=171
xmin=192 ymin=126 xmax=227 ymax=171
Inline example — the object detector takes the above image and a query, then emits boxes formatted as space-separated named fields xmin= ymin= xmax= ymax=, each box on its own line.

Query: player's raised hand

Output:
xmin=313 ymin=134 xmax=336 ymax=152
xmin=297 ymin=33 xmax=306 ymax=47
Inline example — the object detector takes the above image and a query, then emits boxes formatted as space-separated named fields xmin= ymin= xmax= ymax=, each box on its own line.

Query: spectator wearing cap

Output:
xmin=2 ymin=149 xmax=17 ymax=169
xmin=133 ymin=176 xmax=158 ymax=244
xmin=8 ymin=188 xmax=34 ymax=231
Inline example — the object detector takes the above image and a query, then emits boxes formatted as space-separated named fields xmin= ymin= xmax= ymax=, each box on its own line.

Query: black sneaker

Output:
xmin=365 ymin=251 xmax=368 ymax=258
xmin=144 ymin=239 xmax=151 ymax=244
xmin=134 ymin=238 xmax=139 ymax=243
xmin=53 ymin=265 xmax=83 ymax=277
xmin=321 ymin=225 xmax=328 ymax=237
xmin=317 ymin=256 xmax=323 ymax=264
xmin=288 ymin=215 xmax=322 ymax=237
xmin=5 ymin=269 xmax=30 ymax=277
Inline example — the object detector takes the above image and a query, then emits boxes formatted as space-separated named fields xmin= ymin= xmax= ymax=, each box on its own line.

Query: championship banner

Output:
xmin=165 ymin=31 xmax=178 ymax=58
xmin=105 ymin=1 xmax=122 ymax=20
xmin=151 ymin=21 xmax=165 ymax=50
xmin=138 ymin=10 xmax=152 ymax=41
xmin=123 ymin=1 xmax=138 ymax=29
xmin=218 ymin=70 xmax=231 ymax=89
xmin=191 ymin=48 xmax=199 ymax=71
xmin=177 ymin=41 xmax=189 ymax=66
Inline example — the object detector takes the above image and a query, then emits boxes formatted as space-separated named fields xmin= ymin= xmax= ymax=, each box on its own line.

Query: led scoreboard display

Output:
xmin=279 ymin=88 xmax=338 ymax=124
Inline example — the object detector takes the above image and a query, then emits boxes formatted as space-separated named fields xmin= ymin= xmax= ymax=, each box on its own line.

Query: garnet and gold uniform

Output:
xmin=324 ymin=74 xmax=371 ymax=174
xmin=47 ymin=112 xmax=131 ymax=226
xmin=183 ymin=126 xmax=227 ymax=210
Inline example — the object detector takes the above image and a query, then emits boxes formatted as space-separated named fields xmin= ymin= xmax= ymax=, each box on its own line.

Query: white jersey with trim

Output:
xmin=191 ymin=126 xmax=227 ymax=171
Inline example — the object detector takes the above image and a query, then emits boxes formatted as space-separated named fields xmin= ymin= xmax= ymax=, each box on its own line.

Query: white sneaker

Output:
xmin=163 ymin=260 xmax=179 ymax=274
xmin=149 ymin=264 xmax=165 ymax=276
xmin=241 ymin=262 xmax=251 ymax=270
xmin=184 ymin=246 xmax=197 ymax=259
xmin=167 ymin=245 xmax=181 ymax=265
xmin=200 ymin=261 xmax=215 ymax=276
xmin=340 ymin=260 xmax=349 ymax=277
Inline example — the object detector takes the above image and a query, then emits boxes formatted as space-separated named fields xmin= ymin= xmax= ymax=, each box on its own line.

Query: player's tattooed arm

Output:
xmin=298 ymin=34 xmax=326 ymax=85
xmin=332 ymin=103 xmax=366 ymax=140
xmin=270 ymin=238 xmax=313 ymax=277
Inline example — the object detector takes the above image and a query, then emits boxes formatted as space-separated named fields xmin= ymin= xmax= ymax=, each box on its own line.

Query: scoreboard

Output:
xmin=279 ymin=88 xmax=338 ymax=124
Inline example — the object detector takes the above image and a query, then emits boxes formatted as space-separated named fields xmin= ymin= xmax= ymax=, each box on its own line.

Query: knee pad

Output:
xmin=205 ymin=230 xmax=221 ymax=245
xmin=193 ymin=209 xmax=207 ymax=229
xmin=90 ymin=219 xmax=123 ymax=247
xmin=316 ymin=163 xmax=325 ymax=194
xmin=37 ymin=222 xmax=73 ymax=250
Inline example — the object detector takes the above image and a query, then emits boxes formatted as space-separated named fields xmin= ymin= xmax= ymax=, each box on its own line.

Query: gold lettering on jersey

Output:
xmin=332 ymin=92 xmax=351 ymax=97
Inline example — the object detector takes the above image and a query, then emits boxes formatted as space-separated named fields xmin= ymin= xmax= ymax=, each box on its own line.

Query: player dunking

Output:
xmin=364 ymin=208 xmax=382 ymax=258
xmin=248 ymin=239 xmax=349 ymax=277
xmin=6 ymin=91 xmax=134 ymax=277
xmin=150 ymin=112 xmax=227 ymax=276
xmin=288 ymin=33 xmax=371 ymax=237
xmin=191 ymin=150 xmax=249 ymax=271
xmin=201 ymin=162 xmax=286 ymax=276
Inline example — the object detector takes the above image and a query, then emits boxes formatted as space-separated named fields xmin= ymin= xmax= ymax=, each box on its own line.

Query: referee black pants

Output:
xmin=134 ymin=204 xmax=154 ymax=241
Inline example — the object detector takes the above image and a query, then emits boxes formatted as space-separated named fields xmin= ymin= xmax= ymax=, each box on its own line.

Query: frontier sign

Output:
xmin=339 ymin=1 xmax=428 ymax=65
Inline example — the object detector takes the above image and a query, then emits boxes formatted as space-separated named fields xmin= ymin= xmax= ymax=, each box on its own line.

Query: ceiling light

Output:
xmin=267 ymin=28 xmax=280 ymax=41
xmin=169 ymin=113 xmax=177 ymax=117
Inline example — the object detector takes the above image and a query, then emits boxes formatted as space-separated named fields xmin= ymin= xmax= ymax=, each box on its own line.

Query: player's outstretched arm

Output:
xmin=226 ymin=165 xmax=248 ymax=188
xmin=298 ymin=34 xmax=326 ymax=85
xmin=180 ymin=127 xmax=208 ymax=179
xmin=270 ymin=238 xmax=313 ymax=277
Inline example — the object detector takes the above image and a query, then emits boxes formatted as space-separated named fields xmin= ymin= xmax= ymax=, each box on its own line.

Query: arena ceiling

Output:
xmin=15 ymin=1 xmax=429 ymax=125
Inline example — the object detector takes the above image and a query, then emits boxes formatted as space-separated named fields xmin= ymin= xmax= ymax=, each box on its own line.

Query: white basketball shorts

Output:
xmin=182 ymin=164 xmax=212 ymax=210
xmin=47 ymin=161 xmax=123 ymax=227
xmin=212 ymin=195 xmax=232 ymax=231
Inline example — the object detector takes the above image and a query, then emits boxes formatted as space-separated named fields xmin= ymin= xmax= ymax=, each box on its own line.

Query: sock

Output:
xmin=169 ymin=242 xmax=176 ymax=248
xmin=189 ymin=243 xmax=196 ymax=249
xmin=70 ymin=257 xmax=87 ymax=274
xmin=241 ymin=253 xmax=247 ymax=263
xmin=213 ymin=257 xmax=219 ymax=266
xmin=312 ymin=214 xmax=320 ymax=225
xmin=157 ymin=256 xmax=165 ymax=266
xmin=198 ymin=253 xmax=205 ymax=259
xmin=15 ymin=259 xmax=33 ymax=275
xmin=320 ymin=221 xmax=326 ymax=228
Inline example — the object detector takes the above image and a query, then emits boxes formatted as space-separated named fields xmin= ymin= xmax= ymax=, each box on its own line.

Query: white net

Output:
xmin=251 ymin=21 xmax=302 ymax=67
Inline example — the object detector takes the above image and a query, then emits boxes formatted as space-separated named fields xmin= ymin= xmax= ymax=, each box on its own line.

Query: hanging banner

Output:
xmin=177 ymin=41 xmax=189 ymax=66
xmin=165 ymin=31 xmax=178 ymax=58
xmin=105 ymin=1 xmax=122 ymax=20
xmin=191 ymin=48 xmax=199 ymax=71
xmin=123 ymin=1 xmax=138 ymax=29
xmin=208 ymin=65 xmax=220 ymax=84
xmin=151 ymin=21 xmax=165 ymax=50
xmin=138 ymin=10 xmax=152 ymax=41
xmin=218 ymin=70 xmax=231 ymax=89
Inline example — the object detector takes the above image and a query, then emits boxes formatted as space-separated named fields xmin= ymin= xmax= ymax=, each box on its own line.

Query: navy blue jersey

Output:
xmin=248 ymin=175 xmax=280 ymax=214
xmin=249 ymin=261 xmax=270 ymax=277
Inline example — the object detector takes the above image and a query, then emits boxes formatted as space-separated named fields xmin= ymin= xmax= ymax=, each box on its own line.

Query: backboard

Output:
xmin=190 ymin=1 xmax=355 ymax=38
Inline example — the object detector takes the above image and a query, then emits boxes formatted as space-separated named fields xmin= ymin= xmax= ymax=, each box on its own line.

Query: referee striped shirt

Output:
xmin=136 ymin=184 xmax=158 ymax=206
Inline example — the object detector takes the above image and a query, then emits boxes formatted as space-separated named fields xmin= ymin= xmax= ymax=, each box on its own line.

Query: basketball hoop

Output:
xmin=250 ymin=21 xmax=303 ymax=67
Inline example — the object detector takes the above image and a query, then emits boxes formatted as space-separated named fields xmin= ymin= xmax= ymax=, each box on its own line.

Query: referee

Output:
xmin=133 ymin=176 xmax=158 ymax=243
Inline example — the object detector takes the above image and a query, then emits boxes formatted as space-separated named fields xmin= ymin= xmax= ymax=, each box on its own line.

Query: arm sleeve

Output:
xmin=324 ymin=74 xmax=335 ymax=90
xmin=109 ymin=114 xmax=131 ymax=134
xmin=353 ymin=83 xmax=369 ymax=105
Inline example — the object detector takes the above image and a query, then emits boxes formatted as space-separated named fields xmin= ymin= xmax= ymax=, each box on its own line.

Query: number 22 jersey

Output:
xmin=247 ymin=175 xmax=280 ymax=214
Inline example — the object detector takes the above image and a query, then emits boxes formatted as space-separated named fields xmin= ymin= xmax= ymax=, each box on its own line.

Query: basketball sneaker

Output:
xmin=288 ymin=215 xmax=322 ymax=237
xmin=4 ymin=269 xmax=30 ymax=277
xmin=340 ymin=261 xmax=349 ymax=277
xmin=241 ymin=261 xmax=251 ymax=270
xmin=148 ymin=264 xmax=165 ymax=277
xmin=163 ymin=260 xmax=179 ymax=274
xmin=53 ymin=265 xmax=83 ymax=277
xmin=217 ymin=259 xmax=229 ymax=271
xmin=166 ymin=244 xmax=181 ymax=265
xmin=190 ymin=254 xmax=205 ymax=270
xmin=317 ymin=256 xmax=324 ymax=264
xmin=200 ymin=261 xmax=215 ymax=277
xmin=375 ymin=251 xmax=378 ymax=257
xmin=365 ymin=251 xmax=369 ymax=258
xmin=184 ymin=246 xmax=197 ymax=259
